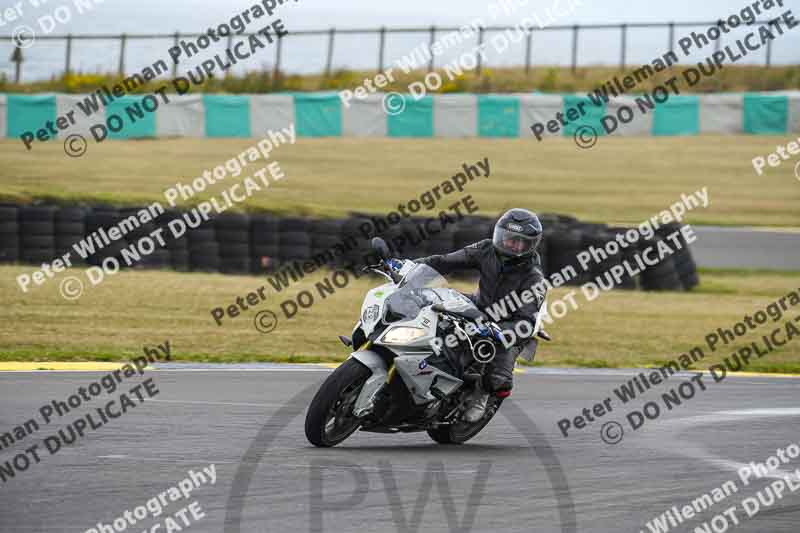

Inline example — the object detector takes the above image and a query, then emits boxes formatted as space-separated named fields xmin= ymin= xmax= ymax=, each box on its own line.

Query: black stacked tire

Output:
xmin=85 ymin=207 xmax=129 ymax=268
xmin=341 ymin=216 xmax=372 ymax=268
xmin=118 ymin=207 xmax=170 ymax=269
xmin=350 ymin=211 xmax=394 ymax=264
xmin=425 ymin=219 xmax=456 ymax=256
xmin=215 ymin=213 xmax=251 ymax=274
xmin=251 ymin=215 xmax=280 ymax=273
xmin=535 ymin=226 xmax=550 ymax=275
xmin=0 ymin=205 xmax=19 ymax=263
xmin=389 ymin=218 xmax=425 ymax=259
xmin=54 ymin=206 xmax=87 ymax=266
xmin=311 ymin=219 xmax=346 ymax=267
xmin=161 ymin=210 xmax=190 ymax=271
xmin=639 ymin=236 xmax=683 ymax=291
xmin=453 ymin=217 xmax=488 ymax=250
xmin=278 ymin=217 xmax=312 ymax=262
xmin=19 ymin=206 xmax=57 ymax=265
xmin=187 ymin=220 xmax=219 ymax=272
xmin=581 ymin=230 xmax=625 ymax=289
xmin=544 ymin=213 xmax=578 ymax=228
xmin=545 ymin=228 xmax=583 ymax=285
xmin=605 ymin=227 xmax=639 ymax=290
xmin=657 ymin=223 xmax=699 ymax=290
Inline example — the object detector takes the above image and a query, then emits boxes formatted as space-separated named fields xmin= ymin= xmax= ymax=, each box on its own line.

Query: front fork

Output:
xmin=350 ymin=348 xmax=389 ymax=418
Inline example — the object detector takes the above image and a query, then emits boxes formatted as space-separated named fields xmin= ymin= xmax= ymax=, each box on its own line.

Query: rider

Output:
xmin=414 ymin=208 xmax=546 ymax=423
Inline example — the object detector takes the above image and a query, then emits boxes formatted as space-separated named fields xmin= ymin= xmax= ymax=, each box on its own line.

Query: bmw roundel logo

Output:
xmin=418 ymin=359 xmax=428 ymax=370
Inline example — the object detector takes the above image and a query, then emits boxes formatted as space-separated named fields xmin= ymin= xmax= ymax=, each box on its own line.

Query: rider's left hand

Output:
xmin=385 ymin=259 xmax=403 ymax=272
xmin=476 ymin=321 xmax=504 ymax=342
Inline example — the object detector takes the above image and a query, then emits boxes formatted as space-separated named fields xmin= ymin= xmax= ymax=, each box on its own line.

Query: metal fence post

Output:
xmin=525 ymin=27 xmax=533 ymax=76
xmin=668 ymin=23 xmax=675 ymax=56
xmin=172 ymin=32 xmax=179 ymax=78
xmin=273 ymin=33 xmax=283 ymax=86
xmin=325 ymin=28 xmax=335 ymax=77
xmin=428 ymin=25 xmax=436 ymax=72
xmin=766 ymin=37 xmax=772 ymax=67
xmin=477 ymin=26 xmax=485 ymax=77
xmin=65 ymin=34 xmax=72 ymax=76
xmin=620 ymin=24 xmax=627 ymax=71
xmin=378 ymin=26 xmax=386 ymax=72
xmin=119 ymin=34 xmax=127 ymax=76
xmin=11 ymin=45 xmax=22 ymax=83
xmin=571 ymin=25 xmax=580 ymax=73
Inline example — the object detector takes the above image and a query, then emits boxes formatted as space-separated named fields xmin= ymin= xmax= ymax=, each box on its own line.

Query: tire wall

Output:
xmin=0 ymin=204 xmax=699 ymax=291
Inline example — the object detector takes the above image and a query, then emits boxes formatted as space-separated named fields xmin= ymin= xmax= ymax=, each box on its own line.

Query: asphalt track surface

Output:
xmin=691 ymin=227 xmax=800 ymax=271
xmin=2 ymin=366 xmax=800 ymax=533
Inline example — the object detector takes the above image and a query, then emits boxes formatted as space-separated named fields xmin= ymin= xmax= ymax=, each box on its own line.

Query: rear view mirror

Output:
xmin=371 ymin=237 xmax=390 ymax=260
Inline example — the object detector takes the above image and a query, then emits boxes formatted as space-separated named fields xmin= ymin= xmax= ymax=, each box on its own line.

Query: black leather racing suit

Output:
xmin=416 ymin=239 xmax=546 ymax=392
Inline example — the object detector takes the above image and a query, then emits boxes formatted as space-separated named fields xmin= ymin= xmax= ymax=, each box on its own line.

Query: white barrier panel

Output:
xmin=433 ymin=94 xmax=477 ymax=138
xmin=606 ymin=96 xmax=654 ymax=137
xmin=250 ymin=94 xmax=294 ymax=138
xmin=56 ymin=94 xmax=101 ymax=140
xmin=156 ymin=94 xmax=205 ymax=138
xmin=342 ymin=94 xmax=387 ymax=137
xmin=699 ymin=93 xmax=743 ymax=134
xmin=788 ymin=92 xmax=800 ymax=133
xmin=518 ymin=93 xmax=563 ymax=138
xmin=0 ymin=94 xmax=6 ymax=139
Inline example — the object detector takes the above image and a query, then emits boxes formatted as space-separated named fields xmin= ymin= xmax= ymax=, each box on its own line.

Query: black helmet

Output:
xmin=492 ymin=208 xmax=542 ymax=260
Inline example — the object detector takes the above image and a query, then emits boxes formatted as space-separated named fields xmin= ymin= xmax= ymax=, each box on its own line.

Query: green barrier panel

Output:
xmin=294 ymin=93 xmax=342 ymax=137
xmin=7 ymin=94 xmax=57 ymax=139
xmin=387 ymin=95 xmax=433 ymax=138
xmin=204 ymin=95 xmax=251 ymax=138
xmin=563 ymin=95 xmax=607 ymax=137
xmin=743 ymin=94 xmax=788 ymax=134
xmin=478 ymin=95 xmax=519 ymax=138
xmin=653 ymin=95 xmax=700 ymax=136
xmin=105 ymin=96 xmax=157 ymax=140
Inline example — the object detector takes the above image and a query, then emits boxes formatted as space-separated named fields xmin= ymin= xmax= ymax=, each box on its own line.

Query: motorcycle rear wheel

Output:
xmin=305 ymin=358 xmax=371 ymax=447
xmin=426 ymin=397 xmax=504 ymax=444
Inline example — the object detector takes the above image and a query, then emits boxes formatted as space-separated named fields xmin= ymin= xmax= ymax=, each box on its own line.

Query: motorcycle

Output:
xmin=304 ymin=237 xmax=550 ymax=447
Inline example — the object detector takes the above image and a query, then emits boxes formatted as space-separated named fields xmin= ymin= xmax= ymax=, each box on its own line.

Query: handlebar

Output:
xmin=361 ymin=259 xmax=402 ymax=284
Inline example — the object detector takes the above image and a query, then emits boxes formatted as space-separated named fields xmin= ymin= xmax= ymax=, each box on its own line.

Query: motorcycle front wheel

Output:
xmin=305 ymin=358 xmax=371 ymax=447
xmin=426 ymin=397 xmax=504 ymax=445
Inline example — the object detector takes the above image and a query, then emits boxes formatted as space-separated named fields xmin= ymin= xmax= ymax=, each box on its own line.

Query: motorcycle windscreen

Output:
xmin=384 ymin=288 xmax=440 ymax=322
xmin=384 ymin=263 xmax=450 ymax=322
xmin=430 ymin=288 xmax=484 ymax=321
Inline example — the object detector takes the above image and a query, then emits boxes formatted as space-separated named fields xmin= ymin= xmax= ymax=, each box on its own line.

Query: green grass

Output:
xmin=1 ymin=266 xmax=799 ymax=373
xmin=2 ymin=136 xmax=799 ymax=227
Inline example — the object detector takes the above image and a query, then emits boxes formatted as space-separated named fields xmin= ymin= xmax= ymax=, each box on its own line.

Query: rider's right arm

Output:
xmin=414 ymin=242 xmax=483 ymax=276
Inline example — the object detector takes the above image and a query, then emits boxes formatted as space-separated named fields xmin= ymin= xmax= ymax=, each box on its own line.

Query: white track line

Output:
xmin=2 ymin=366 xmax=798 ymax=379
xmin=148 ymin=398 xmax=285 ymax=408
xmin=95 ymin=455 xmax=480 ymax=475
xmin=96 ymin=455 xmax=236 ymax=465
xmin=649 ymin=408 xmax=800 ymax=482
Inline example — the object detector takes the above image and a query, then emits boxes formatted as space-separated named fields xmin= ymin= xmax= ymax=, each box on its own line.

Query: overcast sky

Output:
xmin=40 ymin=0 xmax=800 ymax=30
xmin=2 ymin=0 xmax=797 ymax=80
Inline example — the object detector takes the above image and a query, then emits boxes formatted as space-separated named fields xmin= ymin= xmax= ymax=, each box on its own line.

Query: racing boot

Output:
xmin=462 ymin=386 xmax=489 ymax=423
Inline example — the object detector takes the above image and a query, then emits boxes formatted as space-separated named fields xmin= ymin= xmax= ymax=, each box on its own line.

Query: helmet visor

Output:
xmin=493 ymin=226 xmax=538 ymax=256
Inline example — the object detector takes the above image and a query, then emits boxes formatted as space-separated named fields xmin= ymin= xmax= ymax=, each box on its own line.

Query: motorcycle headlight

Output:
xmin=382 ymin=327 xmax=426 ymax=344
